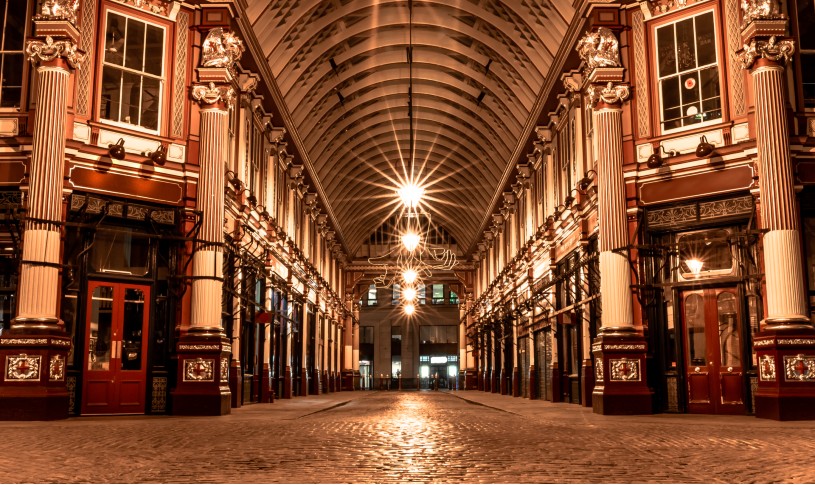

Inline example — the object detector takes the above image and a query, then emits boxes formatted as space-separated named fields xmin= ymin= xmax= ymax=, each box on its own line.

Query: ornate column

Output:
xmin=172 ymin=28 xmax=244 ymax=416
xmin=342 ymin=298 xmax=354 ymax=390
xmin=352 ymin=302 xmax=360 ymax=389
xmin=737 ymin=7 xmax=815 ymax=420
xmin=0 ymin=12 xmax=83 ymax=421
xmin=579 ymin=27 xmax=652 ymax=415
xmin=282 ymin=282 xmax=293 ymax=399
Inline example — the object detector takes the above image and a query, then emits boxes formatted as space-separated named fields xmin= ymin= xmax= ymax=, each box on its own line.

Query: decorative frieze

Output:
xmin=783 ymin=354 xmax=815 ymax=381
xmin=604 ymin=344 xmax=646 ymax=351
xmin=26 ymin=36 xmax=85 ymax=68
xmin=737 ymin=36 xmax=795 ymax=69
xmin=777 ymin=339 xmax=815 ymax=346
xmin=177 ymin=344 xmax=221 ymax=351
xmin=759 ymin=355 xmax=776 ymax=381
xmin=6 ymin=355 xmax=42 ymax=381
xmin=646 ymin=196 xmax=754 ymax=228
xmin=609 ymin=358 xmax=640 ymax=381
xmin=753 ymin=338 xmax=776 ymax=347
xmin=183 ymin=358 xmax=214 ymax=382
xmin=0 ymin=338 xmax=49 ymax=345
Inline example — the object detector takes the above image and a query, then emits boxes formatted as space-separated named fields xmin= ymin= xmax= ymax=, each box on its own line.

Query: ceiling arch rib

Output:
xmin=311 ymin=101 xmax=512 ymax=174
xmin=316 ymin=116 xmax=506 ymax=189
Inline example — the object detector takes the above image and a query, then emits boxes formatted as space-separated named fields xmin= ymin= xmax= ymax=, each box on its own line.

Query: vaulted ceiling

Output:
xmin=242 ymin=0 xmax=575 ymax=257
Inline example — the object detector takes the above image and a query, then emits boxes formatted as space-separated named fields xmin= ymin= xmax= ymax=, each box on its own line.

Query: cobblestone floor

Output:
xmin=1 ymin=390 xmax=814 ymax=483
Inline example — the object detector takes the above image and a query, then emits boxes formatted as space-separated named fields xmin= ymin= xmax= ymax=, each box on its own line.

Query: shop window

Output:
xmin=419 ymin=325 xmax=457 ymax=344
xmin=100 ymin=11 xmax=165 ymax=131
xmin=90 ymin=228 xmax=150 ymax=276
xmin=0 ymin=0 xmax=27 ymax=108
xmin=366 ymin=283 xmax=377 ymax=306
xmin=677 ymin=228 xmax=733 ymax=280
xmin=449 ymin=290 xmax=459 ymax=305
xmin=417 ymin=284 xmax=426 ymax=305
xmin=392 ymin=283 xmax=400 ymax=305
xmin=431 ymin=284 xmax=444 ymax=304
xmin=360 ymin=326 xmax=374 ymax=344
xmin=656 ymin=11 xmax=721 ymax=132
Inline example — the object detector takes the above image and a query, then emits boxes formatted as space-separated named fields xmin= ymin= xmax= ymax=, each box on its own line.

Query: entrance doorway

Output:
xmin=82 ymin=281 xmax=150 ymax=414
xmin=680 ymin=287 xmax=745 ymax=414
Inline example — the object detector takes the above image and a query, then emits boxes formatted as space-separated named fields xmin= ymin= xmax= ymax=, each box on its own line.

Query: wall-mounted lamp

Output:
xmin=577 ymin=169 xmax=597 ymax=193
xmin=225 ymin=170 xmax=243 ymax=191
xmin=145 ymin=143 xmax=166 ymax=165
xmin=108 ymin=138 xmax=126 ymax=160
xmin=695 ymin=135 xmax=715 ymax=158
xmin=646 ymin=145 xmax=679 ymax=169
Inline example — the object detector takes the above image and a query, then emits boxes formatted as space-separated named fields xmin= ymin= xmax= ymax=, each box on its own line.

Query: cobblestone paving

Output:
xmin=1 ymin=390 xmax=814 ymax=483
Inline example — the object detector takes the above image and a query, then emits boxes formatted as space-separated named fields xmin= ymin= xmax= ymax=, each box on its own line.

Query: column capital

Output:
xmin=192 ymin=82 xmax=235 ymax=107
xmin=737 ymin=35 xmax=795 ymax=70
xmin=26 ymin=36 xmax=84 ymax=69
xmin=588 ymin=82 xmax=630 ymax=108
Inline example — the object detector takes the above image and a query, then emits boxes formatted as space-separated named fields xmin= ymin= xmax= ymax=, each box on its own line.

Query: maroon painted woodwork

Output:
xmin=582 ymin=359 xmax=594 ymax=408
xmin=171 ymin=333 xmax=231 ymax=416
xmin=512 ymin=367 xmax=520 ymax=397
xmin=260 ymin=364 xmax=273 ymax=403
xmin=638 ymin=166 xmax=753 ymax=205
xmin=754 ymin=326 xmax=815 ymax=420
xmin=70 ymin=167 xmax=184 ymax=205
xmin=300 ymin=368 xmax=309 ymax=396
xmin=528 ymin=365 xmax=537 ymax=400
xmin=81 ymin=282 xmax=150 ymax=415
xmin=282 ymin=366 xmax=293 ymax=399
xmin=592 ymin=332 xmax=652 ymax=415
xmin=680 ymin=288 xmax=745 ymax=414
xmin=228 ymin=361 xmax=242 ymax=408
xmin=551 ymin=362 xmax=562 ymax=403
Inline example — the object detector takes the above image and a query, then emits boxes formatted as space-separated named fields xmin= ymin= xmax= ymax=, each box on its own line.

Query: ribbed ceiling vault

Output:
xmin=244 ymin=0 xmax=574 ymax=257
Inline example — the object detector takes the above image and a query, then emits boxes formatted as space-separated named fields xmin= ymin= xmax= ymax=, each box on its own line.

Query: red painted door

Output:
xmin=82 ymin=282 xmax=150 ymax=415
xmin=681 ymin=288 xmax=745 ymax=414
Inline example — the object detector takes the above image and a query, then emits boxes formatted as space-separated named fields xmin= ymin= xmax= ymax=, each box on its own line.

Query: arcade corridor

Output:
xmin=1 ymin=391 xmax=812 ymax=483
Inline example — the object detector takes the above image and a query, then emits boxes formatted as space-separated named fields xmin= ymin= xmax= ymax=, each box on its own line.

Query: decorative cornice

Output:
xmin=25 ymin=36 xmax=85 ymax=69
xmin=738 ymin=35 xmax=795 ymax=69
xmin=588 ymin=82 xmax=630 ymax=107
xmin=192 ymin=82 xmax=235 ymax=106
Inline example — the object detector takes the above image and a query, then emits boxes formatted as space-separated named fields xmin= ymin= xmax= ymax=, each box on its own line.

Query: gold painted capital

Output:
xmin=588 ymin=82 xmax=630 ymax=108
xmin=737 ymin=35 xmax=795 ymax=69
xmin=192 ymin=82 xmax=235 ymax=106
xmin=25 ymin=36 xmax=84 ymax=69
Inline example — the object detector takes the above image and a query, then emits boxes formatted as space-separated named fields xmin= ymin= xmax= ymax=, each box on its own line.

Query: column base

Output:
xmin=528 ymin=365 xmax=537 ymax=400
xmin=341 ymin=370 xmax=355 ymax=391
xmin=260 ymin=364 xmax=273 ymax=403
xmin=551 ymin=362 xmax=562 ymax=402
xmin=0 ymin=329 xmax=71 ymax=420
xmin=582 ymin=359 xmax=594 ymax=408
xmin=512 ymin=367 xmax=520 ymax=397
xmin=300 ymin=368 xmax=309 ymax=396
xmin=592 ymin=330 xmax=652 ymax=415
xmin=171 ymin=332 xmax=231 ymax=416
xmin=282 ymin=366 xmax=292 ymax=399
xmin=753 ymin=324 xmax=815 ymax=420
xmin=229 ymin=360 xmax=242 ymax=408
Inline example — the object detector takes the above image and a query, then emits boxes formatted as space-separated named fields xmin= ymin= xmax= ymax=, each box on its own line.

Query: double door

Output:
xmin=680 ymin=287 xmax=745 ymax=414
xmin=82 ymin=281 xmax=150 ymax=414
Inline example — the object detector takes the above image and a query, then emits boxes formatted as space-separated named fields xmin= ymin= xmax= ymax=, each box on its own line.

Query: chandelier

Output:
xmin=367 ymin=0 xmax=456 ymax=316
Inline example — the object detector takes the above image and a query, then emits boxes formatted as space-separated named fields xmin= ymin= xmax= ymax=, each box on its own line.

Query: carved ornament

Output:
xmin=25 ymin=36 xmax=85 ymax=68
xmin=609 ymin=358 xmax=640 ymax=381
xmin=577 ymin=28 xmax=621 ymax=71
xmin=192 ymin=82 xmax=235 ymax=106
xmin=784 ymin=354 xmax=815 ymax=381
xmin=759 ymin=354 xmax=776 ymax=381
xmin=49 ymin=355 xmax=65 ymax=381
xmin=741 ymin=0 xmax=785 ymax=28
xmin=38 ymin=0 xmax=79 ymax=24
xmin=202 ymin=28 xmax=245 ymax=70
xmin=738 ymin=35 xmax=795 ymax=69
xmin=183 ymin=358 xmax=214 ymax=382
xmin=6 ymin=354 xmax=41 ymax=381
xmin=589 ymin=82 xmax=630 ymax=107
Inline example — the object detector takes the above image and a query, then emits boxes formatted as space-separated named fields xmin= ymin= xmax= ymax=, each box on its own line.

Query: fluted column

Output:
xmin=0 ymin=24 xmax=83 ymax=421
xmin=593 ymin=82 xmax=633 ymax=331
xmin=738 ymin=21 xmax=815 ymax=420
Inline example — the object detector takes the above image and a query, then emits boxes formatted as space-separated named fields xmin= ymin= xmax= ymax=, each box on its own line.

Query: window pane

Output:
xmin=124 ymin=18 xmax=146 ymax=71
xmin=657 ymin=24 xmax=676 ymax=77
xmin=798 ymin=0 xmax=815 ymax=50
xmin=122 ymin=288 xmax=145 ymax=371
xmin=803 ymin=53 xmax=815 ymax=108
xmin=100 ymin=66 xmax=122 ymax=122
xmin=3 ymin=0 xmax=25 ymax=51
xmin=717 ymin=292 xmax=740 ymax=367
xmin=145 ymin=24 xmax=164 ymax=75
xmin=0 ymin=2 xmax=7 ymax=49
xmin=685 ymin=294 xmax=706 ymax=366
xmin=89 ymin=286 xmax=114 ymax=371
xmin=695 ymin=13 xmax=716 ymax=65
xmin=122 ymin=70 xmax=142 ymax=125
xmin=0 ymin=52 xmax=22 ymax=107
xmin=675 ymin=18 xmax=697 ymax=71
xmin=661 ymin=76 xmax=681 ymax=130
xmin=105 ymin=13 xmax=126 ymax=66
xmin=142 ymin=76 xmax=160 ymax=130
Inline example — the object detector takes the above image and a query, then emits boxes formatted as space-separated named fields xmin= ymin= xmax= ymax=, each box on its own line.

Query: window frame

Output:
xmin=0 ymin=0 xmax=31 ymax=110
xmin=96 ymin=6 xmax=169 ymax=135
xmin=651 ymin=7 xmax=725 ymax=136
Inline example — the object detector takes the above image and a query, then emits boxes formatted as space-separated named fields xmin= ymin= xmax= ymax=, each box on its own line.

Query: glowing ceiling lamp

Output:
xmin=398 ymin=182 xmax=424 ymax=209
xmin=402 ymin=286 xmax=417 ymax=302
xmin=401 ymin=231 xmax=420 ymax=252
xmin=402 ymin=268 xmax=418 ymax=285
xmin=686 ymin=258 xmax=704 ymax=277
xmin=404 ymin=303 xmax=416 ymax=316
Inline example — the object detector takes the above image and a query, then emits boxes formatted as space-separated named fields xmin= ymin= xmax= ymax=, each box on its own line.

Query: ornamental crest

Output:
xmin=220 ymin=357 xmax=229 ymax=383
xmin=577 ymin=28 xmax=620 ymax=71
xmin=183 ymin=358 xmax=214 ymax=382
xmin=49 ymin=355 xmax=65 ymax=381
xmin=609 ymin=358 xmax=640 ymax=381
xmin=741 ymin=0 xmax=785 ymax=28
xmin=38 ymin=0 xmax=79 ymax=25
xmin=6 ymin=354 xmax=41 ymax=381
xmin=201 ymin=28 xmax=245 ymax=69
xmin=784 ymin=354 xmax=815 ymax=381
xmin=759 ymin=354 xmax=776 ymax=381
